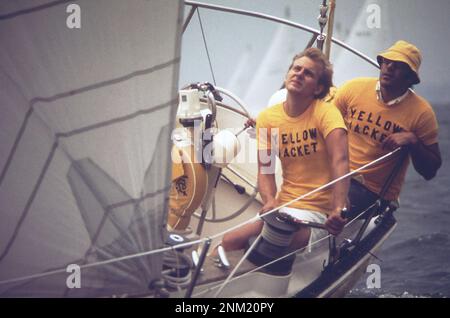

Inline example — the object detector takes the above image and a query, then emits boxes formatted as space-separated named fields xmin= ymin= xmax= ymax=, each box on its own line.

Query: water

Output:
xmin=349 ymin=104 xmax=450 ymax=298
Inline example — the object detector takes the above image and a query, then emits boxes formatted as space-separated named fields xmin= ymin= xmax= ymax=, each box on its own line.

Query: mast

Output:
xmin=324 ymin=0 xmax=336 ymax=60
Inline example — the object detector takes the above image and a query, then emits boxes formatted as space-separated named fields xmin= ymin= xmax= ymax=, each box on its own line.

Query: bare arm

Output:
xmin=324 ymin=128 xmax=350 ymax=235
xmin=258 ymin=149 xmax=278 ymax=213
xmin=410 ymin=141 xmax=441 ymax=180
xmin=326 ymin=128 xmax=350 ymax=211
xmin=382 ymin=132 xmax=442 ymax=180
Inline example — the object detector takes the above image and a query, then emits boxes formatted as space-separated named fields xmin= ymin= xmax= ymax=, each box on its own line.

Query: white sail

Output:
xmin=242 ymin=7 xmax=311 ymax=116
xmin=243 ymin=29 xmax=300 ymax=115
xmin=332 ymin=0 xmax=389 ymax=87
xmin=225 ymin=45 xmax=253 ymax=100
xmin=0 ymin=0 xmax=182 ymax=297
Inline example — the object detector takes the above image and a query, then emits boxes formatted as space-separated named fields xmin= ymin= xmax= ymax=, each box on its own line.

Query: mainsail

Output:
xmin=0 ymin=0 xmax=183 ymax=297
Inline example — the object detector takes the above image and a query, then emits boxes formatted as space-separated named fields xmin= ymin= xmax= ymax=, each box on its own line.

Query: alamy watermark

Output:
xmin=170 ymin=123 xmax=279 ymax=174
xmin=366 ymin=263 xmax=381 ymax=289
xmin=366 ymin=4 xmax=381 ymax=29
xmin=66 ymin=264 xmax=81 ymax=289
xmin=66 ymin=4 xmax=81 ymax=29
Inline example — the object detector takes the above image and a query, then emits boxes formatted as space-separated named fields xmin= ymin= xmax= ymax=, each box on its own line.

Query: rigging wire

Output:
xmin=197 ymin=8 xmax=217 ymax=86
xmin=162 ymin=248 xmax=192 ymax=289
xmin=213 ymin=234 xmax=262 ymax=298
xmin=195 ymin=200 xmax=380 ymax=297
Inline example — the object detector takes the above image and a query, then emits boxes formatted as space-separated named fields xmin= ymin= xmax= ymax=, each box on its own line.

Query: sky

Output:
xmin=180 ymin=0 xmax=450 ymax=110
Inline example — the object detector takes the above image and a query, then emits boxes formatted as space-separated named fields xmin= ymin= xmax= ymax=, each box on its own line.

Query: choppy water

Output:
xmin=349 ymin=104 xmax=450 ymax=298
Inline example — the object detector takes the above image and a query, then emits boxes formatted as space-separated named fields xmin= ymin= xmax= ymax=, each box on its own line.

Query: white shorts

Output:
xmin=279 ymin=206 xmax=328 ymax=252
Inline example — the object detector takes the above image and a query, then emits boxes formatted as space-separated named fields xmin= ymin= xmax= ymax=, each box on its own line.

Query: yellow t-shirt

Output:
xmin=256 ymin=99 xmax=347 ymax=215
xmin=334 ymin=77 xmax=439 ymax=200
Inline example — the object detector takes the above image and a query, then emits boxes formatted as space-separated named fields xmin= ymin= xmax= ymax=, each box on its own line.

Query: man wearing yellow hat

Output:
xmin=334 ymin=40 xmax=442 ymax=214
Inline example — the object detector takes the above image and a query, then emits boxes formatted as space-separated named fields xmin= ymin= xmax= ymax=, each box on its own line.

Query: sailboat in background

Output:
xmin=332 ymin=0 xmax=390 ymax=87
xmin=240 ymin=7 xmax=307 ymax=116
xmin=225 ymin=45 xmax=253 ymax=102
xmin=332 ymin=0 xmax=450 ymax=104
xmin=225 ymin=3 xmax=349 ymax=116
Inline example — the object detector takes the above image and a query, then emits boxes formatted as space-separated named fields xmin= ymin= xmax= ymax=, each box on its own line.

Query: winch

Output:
xmin=247 ymin=212 xmax=301 ymax=275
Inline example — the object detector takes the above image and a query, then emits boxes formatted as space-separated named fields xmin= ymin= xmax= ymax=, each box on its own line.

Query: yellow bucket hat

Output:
xmin=377 ymin=40 xmax=422 ymax=84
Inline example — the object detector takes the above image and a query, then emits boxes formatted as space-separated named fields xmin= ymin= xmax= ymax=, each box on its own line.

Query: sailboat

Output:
xmin=0 ymin=0 xmax=400 ymax=298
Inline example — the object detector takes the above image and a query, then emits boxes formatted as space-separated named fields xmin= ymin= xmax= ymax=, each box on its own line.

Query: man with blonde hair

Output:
xmin=221 ymin=48 xmax=349 ymax=253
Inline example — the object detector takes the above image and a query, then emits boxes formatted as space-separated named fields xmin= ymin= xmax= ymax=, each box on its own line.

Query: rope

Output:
xmin=194 ymin=201 xmax=378 ymax=297
xmin=212 ymin=152 xmax=406 ymax=296
xmin=213 ymin=234 xmax=262 ymax=298
xmin=200 ymin=145 xmax=403 ymax=297
xmin=162 ymin=249 xmax=193 ymax=289
xmin=0 ymin=148 xmax=401 ymax=287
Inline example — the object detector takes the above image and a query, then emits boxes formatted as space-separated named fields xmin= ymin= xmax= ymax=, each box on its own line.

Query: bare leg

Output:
xmin=288 ymin=227 xmax=311 ymax=251
xmin=221 ymin=220 xmax=264 ymax=251
xmin=216 ymin=222 xmax=311 ymax=255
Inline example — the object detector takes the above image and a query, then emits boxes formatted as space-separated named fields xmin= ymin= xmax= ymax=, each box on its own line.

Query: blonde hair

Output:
xmin=288 ymin=48 xmax=333 ymax=99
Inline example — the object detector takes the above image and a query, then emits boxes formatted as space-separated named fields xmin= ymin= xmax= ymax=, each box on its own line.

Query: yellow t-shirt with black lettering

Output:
xmin=256 ymin=100 xmax=347 ymax=215
xmin=334 ymin=77 xmax=439 ymax=200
